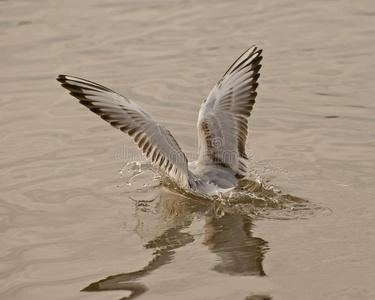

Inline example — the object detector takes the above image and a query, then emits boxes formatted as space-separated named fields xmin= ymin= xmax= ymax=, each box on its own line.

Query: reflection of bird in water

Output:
xmin=82 ymin=191 xmax=269 ymax=299
xmin=57 ymin=46 xmax=263 ymax=196
xmin=203 ymin=213 xmax=268 ymax=276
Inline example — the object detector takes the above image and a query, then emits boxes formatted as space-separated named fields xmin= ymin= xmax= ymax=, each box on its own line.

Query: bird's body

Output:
xmin=57 ymin=46 xmax=263 ymax=196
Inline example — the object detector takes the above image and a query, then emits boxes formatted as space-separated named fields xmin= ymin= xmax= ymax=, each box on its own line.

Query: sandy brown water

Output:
xmin=1 ymin=0 xmax=375 ymax=299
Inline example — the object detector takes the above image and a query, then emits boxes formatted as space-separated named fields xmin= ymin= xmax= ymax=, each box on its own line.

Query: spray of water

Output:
xmin=118 ymin=160 xmax=330 ymax=220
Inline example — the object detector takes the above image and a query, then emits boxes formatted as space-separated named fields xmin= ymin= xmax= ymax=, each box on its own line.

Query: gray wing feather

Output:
xmin=197 ymin=46 xmax=262 ymax=177
xmin=57 ymin=75 xmax=189 ymax=186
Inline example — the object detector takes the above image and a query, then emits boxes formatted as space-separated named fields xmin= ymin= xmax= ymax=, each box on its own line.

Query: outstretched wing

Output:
xmin=197 ymin=46 xmax=262 ymax=177
xmin=57 ymin=75 xmax=189 ymax=187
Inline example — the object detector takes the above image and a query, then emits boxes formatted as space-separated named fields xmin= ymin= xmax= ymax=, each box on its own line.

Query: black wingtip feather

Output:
xmin=56 ymin=74 xmax=66 ymax=84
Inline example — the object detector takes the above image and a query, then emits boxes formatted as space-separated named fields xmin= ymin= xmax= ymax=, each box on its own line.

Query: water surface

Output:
xmin=1 ymin=0 xmax=375 ymax=299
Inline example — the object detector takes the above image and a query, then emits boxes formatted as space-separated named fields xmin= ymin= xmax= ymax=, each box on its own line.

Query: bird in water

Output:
xmin=57 ymin=46 xmax=262 ymax=196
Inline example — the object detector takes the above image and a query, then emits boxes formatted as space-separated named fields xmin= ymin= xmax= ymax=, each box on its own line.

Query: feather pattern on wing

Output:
xmin=57 ymin=75 xmax=190 ymax=187
xmin=197 ymin=46 xmax=262 ymax=177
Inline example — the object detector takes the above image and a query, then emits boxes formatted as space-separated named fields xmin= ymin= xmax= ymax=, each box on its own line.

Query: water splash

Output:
xmin=118 ymin=161 xmax=330 ymax=220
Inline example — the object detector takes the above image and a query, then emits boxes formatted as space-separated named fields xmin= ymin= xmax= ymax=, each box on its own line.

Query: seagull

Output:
xmin=57 ymin=46 xmax=262 ymax=196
